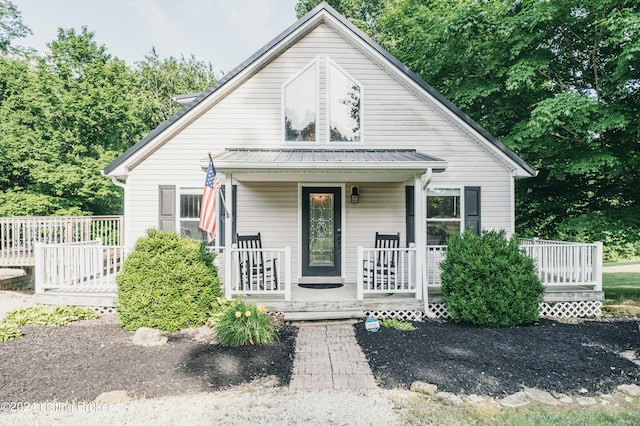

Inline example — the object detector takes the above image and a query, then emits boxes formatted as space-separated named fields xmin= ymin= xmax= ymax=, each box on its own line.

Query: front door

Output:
xmin=302 ymin=187 xmax=341 ymax=276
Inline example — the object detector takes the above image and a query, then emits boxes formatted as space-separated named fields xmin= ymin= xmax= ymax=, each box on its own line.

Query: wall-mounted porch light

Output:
xmin=351 ymin=186 xmax=360 ymax=204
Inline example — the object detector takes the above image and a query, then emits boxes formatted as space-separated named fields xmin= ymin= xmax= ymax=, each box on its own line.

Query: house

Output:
xmin=98 ymin=2 xmax=602 ymax=320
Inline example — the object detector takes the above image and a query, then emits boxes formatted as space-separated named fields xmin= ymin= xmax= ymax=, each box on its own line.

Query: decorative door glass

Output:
xmin=309 ymin=193 xmax=334 ymax=266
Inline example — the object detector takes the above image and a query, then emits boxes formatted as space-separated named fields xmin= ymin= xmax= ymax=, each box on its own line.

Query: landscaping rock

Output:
xmin=467 ymin=394 xmax=486 ymax=404
xmin=410 ymin=381 xmax=437 ymax=395
xmin=524 ymin=388 xmax=561 ymax=406
xmin=94 ymin=390 xmax=130 ymax=404
xmin=132 ymin=327 xmax=168 ymax=346
xmin=499 ymin=392 xmax=530 ymax=408
xmin=576 ymin=397 xmax=597 ymax=406
xmin=436 ymin=391 xmax=463 ymax=405
xmin=619 ymin=350 xmax=640 ymax=366
xmin=617 ymin=384 xmax=640 ymax=397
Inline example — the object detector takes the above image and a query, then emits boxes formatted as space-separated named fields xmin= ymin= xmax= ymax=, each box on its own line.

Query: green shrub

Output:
xmin=0 ymin=322 xmax=22 ymax=342
xmin=212 ymin=298 xmax=276 ymax=346
xmin=380 ymin=318 xmax=416 ymax=331
xmin=440 ymin=230 xmax=544 ymax=327
xmin=0 ymin=306 xmax=97 ymax=342
xmin=2 ymin=306 xmax=97 ymax=326
xmin=117 ymin=229 xmax=221 ymax=332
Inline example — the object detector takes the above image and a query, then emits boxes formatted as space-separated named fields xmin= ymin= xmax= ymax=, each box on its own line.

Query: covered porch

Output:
xmin=27 ymin=235 xmax=603 ymax=319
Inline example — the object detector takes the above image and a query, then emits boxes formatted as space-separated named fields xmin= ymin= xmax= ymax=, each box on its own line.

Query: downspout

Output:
xmin=420 ymin=168 xmax=436 ymax=318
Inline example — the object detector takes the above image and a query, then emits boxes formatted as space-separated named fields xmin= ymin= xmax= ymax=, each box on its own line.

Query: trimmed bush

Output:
xmin=212 ymin=298 xmax=276 ymax=346
xmin=440 ymin=230 xmax=544 ymax=327
xmin=117 ymin=229 xmax=221 ymax=332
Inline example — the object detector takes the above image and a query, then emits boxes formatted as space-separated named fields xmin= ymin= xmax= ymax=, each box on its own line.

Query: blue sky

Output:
xmin=12 ymin=0 xmax=299 ymax=73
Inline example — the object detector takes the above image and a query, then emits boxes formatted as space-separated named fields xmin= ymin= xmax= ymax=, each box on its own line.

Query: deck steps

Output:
xmin=284 ymin=310 xmax=365 ymax=321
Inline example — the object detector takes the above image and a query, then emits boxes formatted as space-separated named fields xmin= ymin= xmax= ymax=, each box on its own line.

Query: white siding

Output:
xmin=122 ymin=22 xmax=516 ymax=274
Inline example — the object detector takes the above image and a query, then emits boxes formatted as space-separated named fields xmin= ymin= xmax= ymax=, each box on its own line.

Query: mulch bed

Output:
xmin=355 ymin=318 xmax=640 ymax=396
xmin=0 ymin=315 xmax=297 ymax=403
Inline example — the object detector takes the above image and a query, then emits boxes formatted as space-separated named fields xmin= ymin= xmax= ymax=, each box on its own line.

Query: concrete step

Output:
xmin=284 ymin=310 xmax=365 ymax=321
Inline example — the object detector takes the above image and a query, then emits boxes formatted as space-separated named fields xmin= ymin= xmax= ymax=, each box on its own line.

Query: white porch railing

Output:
xmin=357 ymin=246 xmax=417 ymax=300
xmin=417 ymin=239 xmax=603 ymax=292
xmin=0 ymin=216 xmax=123 ymax=266
xmin=34 ymin=240 xmax=128 ymax=294
xmin=226 ymin=247 xmax=292 ymax=300
xmin=519 ymin=240 xmax=603 ymax=291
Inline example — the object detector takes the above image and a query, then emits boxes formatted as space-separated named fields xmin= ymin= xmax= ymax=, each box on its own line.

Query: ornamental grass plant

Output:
xmin=213 ymin=298 xmax=276 ymax=346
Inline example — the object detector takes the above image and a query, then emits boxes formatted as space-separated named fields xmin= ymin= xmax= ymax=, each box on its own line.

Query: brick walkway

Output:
xmin=289 ymin=322 xmax=378 ymax=390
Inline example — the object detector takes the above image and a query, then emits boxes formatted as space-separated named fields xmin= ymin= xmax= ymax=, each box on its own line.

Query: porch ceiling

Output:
xmin=205 ymin=149 xmax=447 ymax=182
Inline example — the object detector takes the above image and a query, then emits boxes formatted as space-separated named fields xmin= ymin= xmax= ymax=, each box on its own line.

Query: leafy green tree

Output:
xmin=0 ymin=27 xmax=147 ymax=215
xmin=0 ymin=0 xmax=31 ymax=54
xmin=134 ymin=48 xmax=217 ymax=126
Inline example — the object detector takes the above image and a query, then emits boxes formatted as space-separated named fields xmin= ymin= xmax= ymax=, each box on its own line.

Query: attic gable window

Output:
xmin=284 ymin=60 xmax=318 ymax=141
xmin=329 ymin=61 xmax=361 ymax=142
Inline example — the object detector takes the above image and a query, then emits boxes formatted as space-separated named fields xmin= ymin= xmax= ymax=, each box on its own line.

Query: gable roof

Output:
xmin=103 ymin=2 xmax=536 ymax=179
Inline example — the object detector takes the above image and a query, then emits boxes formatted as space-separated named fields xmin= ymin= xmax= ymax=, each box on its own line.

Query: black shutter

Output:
xmin=158 ymin=185 xmax=176 ymax=231
xmin=464 ymin=186 xmax=481 ymax=235
xmin=405 ymin=186 xmax=415 ymax=246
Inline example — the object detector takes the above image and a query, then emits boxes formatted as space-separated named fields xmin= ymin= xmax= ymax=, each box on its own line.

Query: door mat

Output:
xmin=298 ymin=283 xmax=344 ymax=289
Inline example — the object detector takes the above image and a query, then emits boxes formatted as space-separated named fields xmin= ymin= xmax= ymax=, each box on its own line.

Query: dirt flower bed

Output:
xmin=0 ymin=314 xmax=297 ymax=403
xmin=355 ymin=318 xmax=640 ymax=396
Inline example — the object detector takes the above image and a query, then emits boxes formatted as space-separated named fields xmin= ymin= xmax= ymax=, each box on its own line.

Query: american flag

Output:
xmin=199 ymin=158 xmax=221 ymax=242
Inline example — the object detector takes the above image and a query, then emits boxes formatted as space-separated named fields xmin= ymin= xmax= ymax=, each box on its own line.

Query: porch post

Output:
xmin=594 ymin=241 xmax=603 ymax=292
xmin=223 ymin=173 xmax=233 ymax=300
xmin=414 ymin=176 xmax=425 ymax=302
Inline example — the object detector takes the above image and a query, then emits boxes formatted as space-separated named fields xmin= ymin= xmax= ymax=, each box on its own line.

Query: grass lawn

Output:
xmin=396 ymin=393 xmax=640 ymax=426
xmin=602 ymin=260 xmax=640 ymax=316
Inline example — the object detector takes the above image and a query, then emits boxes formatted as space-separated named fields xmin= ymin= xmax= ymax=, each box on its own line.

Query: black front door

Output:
xmin=302 ymin=187 xmax=341 ymax=277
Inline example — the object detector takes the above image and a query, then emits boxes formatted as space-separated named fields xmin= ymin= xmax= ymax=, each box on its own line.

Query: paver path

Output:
xmin=289 ymin=321 xmax=378 ymax=390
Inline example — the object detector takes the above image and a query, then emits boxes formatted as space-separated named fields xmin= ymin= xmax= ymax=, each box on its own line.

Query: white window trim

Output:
xmin=326 ymin=57 xmax=364 ymax=145
xmin=178 ymin=186 xmax=217 ymax=245
xmin=281 ymin=57 xmax=320 ymax=144
xmin=426 ymin=186 xmax=465 ymax=234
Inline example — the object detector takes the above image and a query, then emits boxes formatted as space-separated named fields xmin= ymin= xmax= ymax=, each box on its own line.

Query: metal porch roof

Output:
xmin=206 ymin=149 xmax=447 ymax=183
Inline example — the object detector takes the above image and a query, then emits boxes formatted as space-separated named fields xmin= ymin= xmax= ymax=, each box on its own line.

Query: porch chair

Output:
xmin=236 ymin=233 xmax=278 ymax=290
xmin=363 ymin=232 xmax=400 ymax=289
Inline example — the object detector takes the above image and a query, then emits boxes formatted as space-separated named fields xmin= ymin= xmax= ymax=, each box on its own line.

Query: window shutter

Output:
xmin=464 ymin=186 xmax=481 ymax=235
xmin=405 ymin=186 xmax=415 ymax=246
xmin=158 ymin=185 xmax=176 ymax=231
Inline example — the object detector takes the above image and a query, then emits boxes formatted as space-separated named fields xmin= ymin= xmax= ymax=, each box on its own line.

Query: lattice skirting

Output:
xmin=539 ymin=301 xmax=602 ymax=318
xmin=364 ymin=310 xmax=424 ymax=322
xmin=367 ymin=301 xmax=602 ymax=322
xmin=87 ymin=306 xmax=117 ymax=315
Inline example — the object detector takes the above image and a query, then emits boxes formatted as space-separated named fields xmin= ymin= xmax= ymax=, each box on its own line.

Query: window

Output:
xmin=284 ymin=61 xmax=317 ymax=141
xmin=426 ymin=188 xmax=461 ymax=245
xmin=180 ymin=189 xmax=207 ymax=242
xmin=329 ymin=62 xmax=360 ymax=142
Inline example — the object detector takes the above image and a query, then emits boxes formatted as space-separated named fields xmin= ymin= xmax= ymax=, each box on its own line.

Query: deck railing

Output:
xmin=519 ymin=240 xmax=603 ymax=291
xmin=34 ymin=240 xmax=128 ymax=294
xmin=227 ymin=247 xmax=292 ymax=300
xmin=357 ymin=246 xmax=417 ymax=299
xmin=0 ymin=216 xmax=123 ymax=266
xmin=419 ymin=239 xmax=603 ymax=291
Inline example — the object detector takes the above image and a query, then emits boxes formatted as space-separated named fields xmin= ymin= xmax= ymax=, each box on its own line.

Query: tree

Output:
xmin=134 ymin=48 xmax=217 ymax=127
xmin=0 ymin=0 xmax=31 ymax=54
xmin=0 ymin=27 xmax=147 ymax=215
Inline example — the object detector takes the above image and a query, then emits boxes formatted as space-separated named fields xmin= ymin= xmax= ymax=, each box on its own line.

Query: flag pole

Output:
xmin=208 ymin=152 xmax=230 ymax=218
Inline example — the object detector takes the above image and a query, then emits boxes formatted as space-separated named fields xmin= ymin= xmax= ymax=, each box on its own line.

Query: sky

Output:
xmin=12 ymin=0 xmax=299 ymax=73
